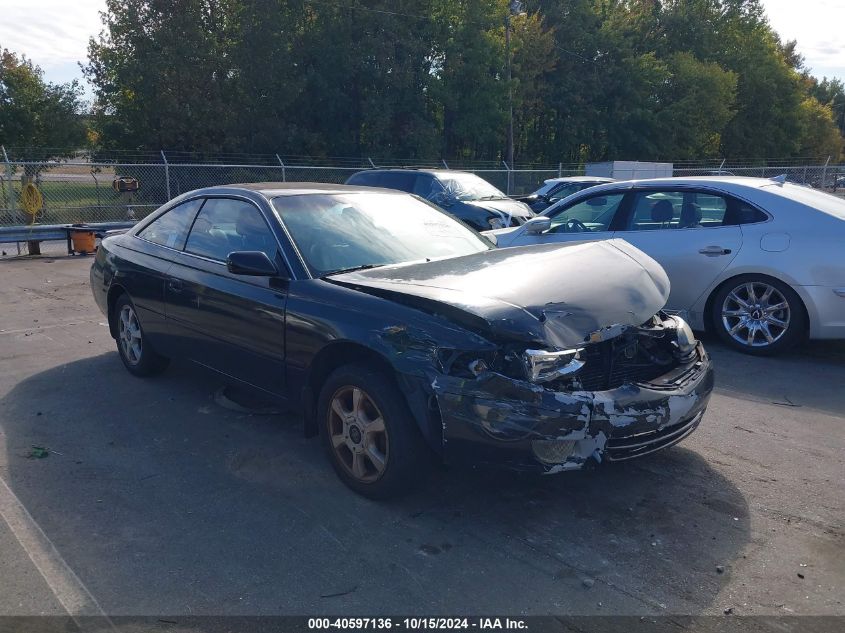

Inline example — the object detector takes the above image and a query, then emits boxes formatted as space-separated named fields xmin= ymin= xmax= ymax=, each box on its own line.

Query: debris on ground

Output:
xmin=582 ymin=578 xmax=595 ymax=588
xmin=716 ymin=565 xmax=725 ymax=574
xmin=723 ymin=607 xmax=733 ymax=615
xmin=27 ymin=445 xmax=49 ymax=459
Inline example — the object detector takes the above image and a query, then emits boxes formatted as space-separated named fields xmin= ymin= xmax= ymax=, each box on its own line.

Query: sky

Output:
xmin=0 ymin=0 xmax=843 ymax=99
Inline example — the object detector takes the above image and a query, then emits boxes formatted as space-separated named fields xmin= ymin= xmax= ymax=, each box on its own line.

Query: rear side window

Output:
xmin=185 ymin=198 xmax=276 ymax=262
xmin=624 ymin=191 xmax=729 ymax=230
xmin=138 ymin=198 xmax=203 ymax=249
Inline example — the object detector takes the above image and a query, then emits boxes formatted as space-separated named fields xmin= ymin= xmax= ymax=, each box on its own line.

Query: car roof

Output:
xmin=540 ymin=176 xmax=845 ymax=220
xmin=350 ymin=168 xmax=477 ymax=177
xmin=548 ymin=176 xmax=814 ymax=196
xmin=543 ymin=176 xmax=614 ymax=184
xmin=219 ymin=182 xmax=403 ymax=197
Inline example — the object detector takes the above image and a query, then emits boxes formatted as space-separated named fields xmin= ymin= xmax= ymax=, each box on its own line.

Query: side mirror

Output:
xmin=226 ymin=251 xmax=278 ymax=276
xmin=522 ymin=216 xmax=552 ymax=235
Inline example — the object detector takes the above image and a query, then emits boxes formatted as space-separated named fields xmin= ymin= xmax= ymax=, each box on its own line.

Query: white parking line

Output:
xmin=0 ymin=475 xmax=111 ymax=622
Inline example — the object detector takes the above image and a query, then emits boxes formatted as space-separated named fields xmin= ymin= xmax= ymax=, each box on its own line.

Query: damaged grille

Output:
xmin=565 ymin=331 xmax=682 ymax=392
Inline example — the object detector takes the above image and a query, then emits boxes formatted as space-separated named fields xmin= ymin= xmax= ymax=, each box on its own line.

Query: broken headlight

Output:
xmin=521 ymin=348 xmax=585 ymax=383
xmin=668 ymin=316 xmax=697 ymax=356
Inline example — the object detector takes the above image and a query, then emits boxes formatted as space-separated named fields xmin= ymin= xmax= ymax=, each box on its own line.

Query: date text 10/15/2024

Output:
xmin=308 ymin=618 xmax=528 ymax=630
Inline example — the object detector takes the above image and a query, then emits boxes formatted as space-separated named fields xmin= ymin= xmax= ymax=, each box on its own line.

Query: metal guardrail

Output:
xmin=0 ymin=221 xmax=136 ymax=244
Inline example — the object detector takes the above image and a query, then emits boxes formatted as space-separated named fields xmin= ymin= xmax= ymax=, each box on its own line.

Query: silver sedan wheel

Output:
xmin=721 ymin=281 xmax=791 ymax=348
xmin=328 ymin=386 xmax=389 ymax=483
xmin=118 ymin=304 xmax=143 ymax=365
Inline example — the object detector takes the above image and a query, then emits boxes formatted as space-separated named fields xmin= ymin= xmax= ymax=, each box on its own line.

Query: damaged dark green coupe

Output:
xmin=90 ymin=183 xmax=714 ymax=498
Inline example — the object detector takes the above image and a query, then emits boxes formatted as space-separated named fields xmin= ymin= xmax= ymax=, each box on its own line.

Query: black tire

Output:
xmin=317 ymin=364 xmax=429 ymax=499
xmin=113 ymin=294 xmax=169 ymax=376
xmin=711 ymin=274 xmax=805 ymax=355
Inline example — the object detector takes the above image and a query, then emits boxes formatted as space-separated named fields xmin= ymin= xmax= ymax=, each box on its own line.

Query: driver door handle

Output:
xmin=167 ymin=279 xmax=183 ymax=293
xmin=698 ymin=246 xmax=731 ymax=256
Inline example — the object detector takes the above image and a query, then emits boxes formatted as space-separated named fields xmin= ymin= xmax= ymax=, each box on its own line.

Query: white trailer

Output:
xmin=585 ymin=161 xmax=674 ymax=180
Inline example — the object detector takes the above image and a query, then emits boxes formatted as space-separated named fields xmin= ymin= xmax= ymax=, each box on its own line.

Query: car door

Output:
xmin=126 ymin=197 xmax=205 ymax=347
xmin=165 ymin=196 xmax=289 ymax=396
xmin=513 ymin=191 xmax=627 ymax=246
xmin=614 ymin=188 xmax=742 ymax=313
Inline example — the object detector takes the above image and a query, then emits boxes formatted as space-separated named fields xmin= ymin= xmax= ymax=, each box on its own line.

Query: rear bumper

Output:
xmin=432 ymin=343 xmax=714 ymax=472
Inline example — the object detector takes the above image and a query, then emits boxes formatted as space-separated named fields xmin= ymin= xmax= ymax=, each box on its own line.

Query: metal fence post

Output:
xmin=160 ymin=150 xmax=171 ymax=200
xmin=1 ymin=145 xmax=22 ymax=254
xmin=368 ymin=157 xmax=376 ymax=168
xmin=276 ymin=154 xmax=286 ymax=182
xmin=558 ymin=162 xmax=562 ymax=178
xmin=502 ymin=160 xmax=512 ymax=195
xmin=821 ymin=156 xmax=831 ymax=189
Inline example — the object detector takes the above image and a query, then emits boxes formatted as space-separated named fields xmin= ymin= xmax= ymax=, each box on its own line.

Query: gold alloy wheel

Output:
xmin=118 ymin=304 xmax=143 ymax=365
xmin=327 ymin=386 xmax=389 ymax=483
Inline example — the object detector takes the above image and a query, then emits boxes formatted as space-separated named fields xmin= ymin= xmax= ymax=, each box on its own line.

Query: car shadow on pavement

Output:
xmin=698 ymin=332 xmax=845 ymax=416
xmin=0 ymin=352 xmax=749 ymax=614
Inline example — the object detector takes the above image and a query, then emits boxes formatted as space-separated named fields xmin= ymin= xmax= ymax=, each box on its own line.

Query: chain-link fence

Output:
xmin=1 ymin=150 xmax=843 ymax=234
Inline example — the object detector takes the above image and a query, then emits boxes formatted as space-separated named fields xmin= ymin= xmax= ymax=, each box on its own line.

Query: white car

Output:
xmin=486 ymin=176 xmax=845 ymax=355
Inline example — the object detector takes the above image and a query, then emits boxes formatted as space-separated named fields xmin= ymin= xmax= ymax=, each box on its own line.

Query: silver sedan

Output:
xmin=486 ymin=177 xmax=845 ymax=355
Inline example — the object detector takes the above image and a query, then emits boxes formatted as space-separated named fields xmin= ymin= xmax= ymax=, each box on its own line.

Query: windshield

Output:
xmin=434 ymin=172 xmax=508 ymax=201
xmin=533 ymin=180 xmax=558 ymax=197
xmin=273 ymin=192 xmax=492 ymax=276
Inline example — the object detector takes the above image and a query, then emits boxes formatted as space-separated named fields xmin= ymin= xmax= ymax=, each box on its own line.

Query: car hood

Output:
xmin=328 ymin=239 xmax=670 ymax=348
xmin=462 ymin=198 xmax=533 ymax=218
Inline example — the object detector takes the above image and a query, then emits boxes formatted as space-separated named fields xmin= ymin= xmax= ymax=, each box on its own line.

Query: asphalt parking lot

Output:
xmin=0 ymin=255 xmax=843 ymax=618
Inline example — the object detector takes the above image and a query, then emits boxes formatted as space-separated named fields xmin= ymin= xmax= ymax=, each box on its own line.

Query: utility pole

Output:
xmin=505 ymin=1 xmax=525 ymax=195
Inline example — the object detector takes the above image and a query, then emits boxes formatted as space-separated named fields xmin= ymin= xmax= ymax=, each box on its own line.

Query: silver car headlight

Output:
xmin=668 ymin=316 xmax=697 ymax=355
xmin=521 ymin=348 xmax=585 ymax=383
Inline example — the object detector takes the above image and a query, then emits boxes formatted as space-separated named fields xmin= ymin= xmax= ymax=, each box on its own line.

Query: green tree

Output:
xmin=85 ymin=0 xmax=237 ymax=152
xmin=0 ymin=48 xmax=87 ymax=159
xmin=655 ymin=52 xmax=737 ymax=159
xmin=797 ymin=97 xmax=844 ymax=160
xmin=808 ymin=77 xmax=845 ymax=139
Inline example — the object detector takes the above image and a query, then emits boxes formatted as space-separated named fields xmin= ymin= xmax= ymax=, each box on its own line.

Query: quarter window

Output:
xmin=137 ymin=199 xmax=203 ymax=249
xmin=185 ymin=198 xmax=276 ymax=262
xmin=625 ymin=191 xmax=729 ymax=230
xmin=547 ymin=194 xmax=624 ymax=233
xmin=730 ymin=201 xmax=768 ymax=225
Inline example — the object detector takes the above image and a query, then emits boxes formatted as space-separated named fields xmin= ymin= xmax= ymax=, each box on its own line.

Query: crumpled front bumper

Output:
xmin=430 ymin=343 xmax=714 ymax=473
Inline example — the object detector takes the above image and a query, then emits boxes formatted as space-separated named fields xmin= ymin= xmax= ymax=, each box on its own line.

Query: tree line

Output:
xmin=2 ymin=0 xmax=844 ymax=163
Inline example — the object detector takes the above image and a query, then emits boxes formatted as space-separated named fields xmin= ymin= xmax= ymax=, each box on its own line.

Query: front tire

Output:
xmin=317 ymin=364 xmax=429 ymax=499
xmin=113 ymin=294 xmax=169 ymax=376
xmin=711 ymin=275 xmax=805 ymax=355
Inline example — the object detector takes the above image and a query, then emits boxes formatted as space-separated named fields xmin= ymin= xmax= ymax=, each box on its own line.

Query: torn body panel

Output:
xmin=420 ymin=342 xmax=713 ymax=473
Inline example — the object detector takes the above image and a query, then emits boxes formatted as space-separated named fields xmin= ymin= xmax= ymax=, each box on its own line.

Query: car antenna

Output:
xmin=769 ymin=174 xmax=787 ymax=186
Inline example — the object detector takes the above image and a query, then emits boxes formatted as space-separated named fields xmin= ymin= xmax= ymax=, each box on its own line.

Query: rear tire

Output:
xmin=711 ymin=275 xmax=805 ymax=355
xmin=113 ymin=294 xmax=169 ymax=376
xmin=317 ymin=364 xmax=429 ymax=499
